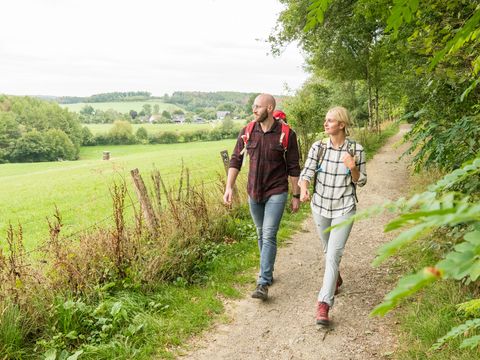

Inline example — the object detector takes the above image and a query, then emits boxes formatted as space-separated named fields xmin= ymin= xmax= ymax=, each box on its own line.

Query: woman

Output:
xmin=298 ymin=106 xmax=367 ymax=326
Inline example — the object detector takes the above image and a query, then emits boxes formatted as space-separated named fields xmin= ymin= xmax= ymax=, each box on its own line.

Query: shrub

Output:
xmin=108 ymin=120 xmax=136 ymax=145
xmin=149 ymin=131 xmax=179 ymax=144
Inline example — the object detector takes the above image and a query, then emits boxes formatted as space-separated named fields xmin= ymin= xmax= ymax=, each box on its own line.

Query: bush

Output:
xmin=135 ymin=127 xmax=148 ymax=142
xmin=149 ymin=131 xmax=179 ymax=144
xmin=108 ymin=120 xmax=137 ymax=145
xmin=81 ymin=126 xmax=96 ymax=146
xmin=43 ymin=129 xmax=78 ymax=161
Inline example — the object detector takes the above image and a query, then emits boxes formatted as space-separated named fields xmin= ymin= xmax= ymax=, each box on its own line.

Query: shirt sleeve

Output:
xmin=355 ymin=145 xmax=367 ymax=187
xmin=286 ymin=130 xmax=301 ymax=177
xmin=299 ymin=141 xmax=321 ymax=183
xmin=229 ymin=127 xmax=246 ymax=170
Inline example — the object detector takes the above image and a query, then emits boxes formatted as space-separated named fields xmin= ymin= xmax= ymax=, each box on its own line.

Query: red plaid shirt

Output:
xmin=229 ymin=121 xmax=301 ymax=201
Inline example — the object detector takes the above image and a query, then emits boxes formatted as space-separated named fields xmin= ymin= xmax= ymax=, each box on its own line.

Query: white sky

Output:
xmin=0 ymin=0 xmax=309 ymax=97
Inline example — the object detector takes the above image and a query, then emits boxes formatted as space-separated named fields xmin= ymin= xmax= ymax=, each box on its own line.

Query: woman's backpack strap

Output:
xmin=313 ymin=138 xmax=328 ymax=194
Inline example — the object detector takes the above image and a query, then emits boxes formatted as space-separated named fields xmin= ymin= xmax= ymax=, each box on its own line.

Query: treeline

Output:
xmin=164 ymin=91 xmax=258 ymax=113
xmin=81 ymin=119 xmax=242 ymax=146
xmin=57 ymin=91 xmax=152 ymax=104
xmin=0 ymin=95 xmax=82 ymax=163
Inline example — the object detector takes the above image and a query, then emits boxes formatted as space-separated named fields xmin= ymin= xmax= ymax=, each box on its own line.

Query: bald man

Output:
xmin=224 ymin=93 xmax=301 ymax=301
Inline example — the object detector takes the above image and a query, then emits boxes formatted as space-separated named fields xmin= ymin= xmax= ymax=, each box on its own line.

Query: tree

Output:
xmin=80 ymin=105 xmax=95 ymax=116
xmin=142 ymin=104 xmax=152 ymax=117
xmin=161 ymin=110 xmax=172 ymax=120
xmin=129 ymin=110 xmax=138 ymax=120
xmin=108 ymin=120 xmax=136 ymax=144
xmin=0 ymin=95 xmax=82 ymax=162
xmin=81 ymin=126 xmax=96 ymax=146
xmin=136 ymin=127 xmax=148 ymax=142
xmin=43 ymin=129 xmax=77 ymax=161
xmin=153 ymin=104 xmax=160 ymax=115
xmin=245 ymin=93 xmax=260 ymax=114
xmin=216 ymin=103 xmax=235 ymax=112
xmin=284 ymin=78 xmax=331 ymax=162
xmin=10 ymin=130 xmax=48 ymax=162
xmin=0 ymin=112 xmax=21 ymax=149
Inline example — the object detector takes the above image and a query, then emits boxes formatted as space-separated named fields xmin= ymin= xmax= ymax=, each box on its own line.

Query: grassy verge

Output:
xmin=386 ymin=170 xmax=479 ymax=359
xmin=391 ymin=237 xmax=479 ymax=360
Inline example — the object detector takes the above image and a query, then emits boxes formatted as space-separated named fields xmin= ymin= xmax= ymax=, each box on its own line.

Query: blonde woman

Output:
xmin=299 ymin=106 xmax=367 ymax=326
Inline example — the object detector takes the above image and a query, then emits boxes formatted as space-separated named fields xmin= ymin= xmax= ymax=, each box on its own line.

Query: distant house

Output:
xmin=173 ymin=114 xmax=185 ymax=123
xmin=194 ymin=116 xmax=205 ymax=124
xmin=148 ymin=115 xmax=161 ymax=123
xmin=216 ymin=111 xmax=231 ymax=120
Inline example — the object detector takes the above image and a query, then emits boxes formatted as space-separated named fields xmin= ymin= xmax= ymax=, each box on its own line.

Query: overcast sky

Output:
xmin=0 ymin=0 xmax=309 ymax=97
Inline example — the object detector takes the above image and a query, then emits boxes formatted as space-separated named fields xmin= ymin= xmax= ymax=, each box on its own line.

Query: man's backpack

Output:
xmin=240 ymin=120 xmax=291 ymax=155
xmin=313 ymin=138 xmax=358 ymax=201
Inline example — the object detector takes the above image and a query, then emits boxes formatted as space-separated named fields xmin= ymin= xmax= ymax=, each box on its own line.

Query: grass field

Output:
xmin=60 ymin=100 xmax=182 ymax=113
xmin=84 ymin=121 xmax=246 ymax=135
xmin=0 ymin=140 xmax=238 ymax=251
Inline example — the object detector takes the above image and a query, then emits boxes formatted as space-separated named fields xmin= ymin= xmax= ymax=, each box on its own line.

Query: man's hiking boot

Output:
xmin=251 ymin=284 xmax=268 ymax=300
xmin=335 ymin=273 xmax=343 ymax=295
xmin=316 ymin=301 xmax=330 ymax=326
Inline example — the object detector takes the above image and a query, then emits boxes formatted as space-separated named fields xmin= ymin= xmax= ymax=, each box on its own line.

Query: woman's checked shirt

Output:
xmin=299 ymin=138 xmax=367 ymax=218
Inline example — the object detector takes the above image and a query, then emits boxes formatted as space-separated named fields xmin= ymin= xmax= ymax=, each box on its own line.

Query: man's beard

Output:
xmin=255 ymin=110 xmax=268 ymax=123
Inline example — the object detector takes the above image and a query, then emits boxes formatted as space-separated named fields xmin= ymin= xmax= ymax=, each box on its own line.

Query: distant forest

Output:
xmin=163 ymin=91 xmax=257 ymax=111
xmin=55 ymin=91 xmax=260 ymax=111
xmin=56 ymin=91 xmax=152 ymax=104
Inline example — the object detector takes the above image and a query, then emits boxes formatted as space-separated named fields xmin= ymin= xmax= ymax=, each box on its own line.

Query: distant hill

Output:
xmin=56 ymin=91 xmax=152 ymax=104
xmin=163 ymin=91 xmax=259 ymax=111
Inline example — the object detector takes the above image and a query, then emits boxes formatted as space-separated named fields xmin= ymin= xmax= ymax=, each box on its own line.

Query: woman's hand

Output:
xmin=299 ymin=180 xmax=310 ymax=202
xmin=342 ymin=153 xmax=356 ymax=170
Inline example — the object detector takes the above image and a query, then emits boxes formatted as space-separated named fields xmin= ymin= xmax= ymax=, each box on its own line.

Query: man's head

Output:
xmin=252 ymin=93 xmax=276 ymax=123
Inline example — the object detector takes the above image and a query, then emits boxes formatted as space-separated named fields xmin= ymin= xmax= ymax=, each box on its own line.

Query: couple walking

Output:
xmin=223 ymin=93 xmax=367 ymax=326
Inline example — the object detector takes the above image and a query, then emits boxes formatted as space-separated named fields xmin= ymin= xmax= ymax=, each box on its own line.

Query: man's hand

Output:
xmin=223 ymin=188 xmax=233 ymax=205
xmin=291 ymin=197 xmax=300 ymax=212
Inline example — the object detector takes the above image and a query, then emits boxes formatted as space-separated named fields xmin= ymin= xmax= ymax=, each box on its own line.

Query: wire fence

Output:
xmin=0 ymin=151 xmax=238 ymax=253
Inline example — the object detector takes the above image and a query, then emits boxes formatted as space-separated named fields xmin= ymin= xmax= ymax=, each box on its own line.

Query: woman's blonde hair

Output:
xmin=326 ymin=106 xmax=352 ymax=135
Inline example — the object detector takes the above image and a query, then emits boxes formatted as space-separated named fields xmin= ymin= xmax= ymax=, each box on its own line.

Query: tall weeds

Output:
xmin=0 ymin=160 xmax=250 ymax=357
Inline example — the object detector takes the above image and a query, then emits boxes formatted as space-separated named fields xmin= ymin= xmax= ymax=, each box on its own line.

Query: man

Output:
xmin=223 ymin=93 xmax=301 ymax=300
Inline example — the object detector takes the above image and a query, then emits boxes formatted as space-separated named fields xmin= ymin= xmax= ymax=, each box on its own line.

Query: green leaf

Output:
xmin=66 ymin=350 xmax=84 ymax=360
xmin=371 ymin=267 xmax=440 ymax=316
xmin=431 ymin=318 xmax=480 ymax=350
xmin=44 ymin=349 xmax=57 ymax=360
xmin=373 ymin=222 xmax=433 ymax=266
xmin=461 ymin=335 xmax=480 ymax=349
xmin=110 ymin=301 xmax=122 ymax=317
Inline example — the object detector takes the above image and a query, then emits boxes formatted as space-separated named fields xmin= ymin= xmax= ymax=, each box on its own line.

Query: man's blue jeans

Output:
xmin=248 ymin=192 xmax=288 ymax=286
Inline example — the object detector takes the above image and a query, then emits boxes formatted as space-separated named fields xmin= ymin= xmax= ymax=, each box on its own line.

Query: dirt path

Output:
xmin=179 ymin=125 xmax=411 ymax=360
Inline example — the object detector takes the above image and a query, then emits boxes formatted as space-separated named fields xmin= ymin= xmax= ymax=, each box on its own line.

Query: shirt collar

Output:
xmin=326 ymin=138 xmax=348 ymax=150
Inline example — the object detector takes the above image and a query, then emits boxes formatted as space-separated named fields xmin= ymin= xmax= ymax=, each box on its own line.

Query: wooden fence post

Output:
xmin=220 ymin=150 xmax=230 ymax=175
xmin=220 ymin=150 xmax=238 ymax=201
xmin=130 ymin=168 xmax=159 ymax=233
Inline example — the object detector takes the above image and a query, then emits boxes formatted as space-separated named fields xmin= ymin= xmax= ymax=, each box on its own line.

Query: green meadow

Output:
xmin=0 ymin=140 xmax=237 ymax=251
xmin=59 ymin=100 xmax=182 ymax=113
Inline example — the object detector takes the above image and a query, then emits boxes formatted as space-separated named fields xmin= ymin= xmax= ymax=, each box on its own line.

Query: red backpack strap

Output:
xmin=240 ymin=121 xmax=256 ymax=155
xmin=279 ymin=122 xmax=291 ymax=150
